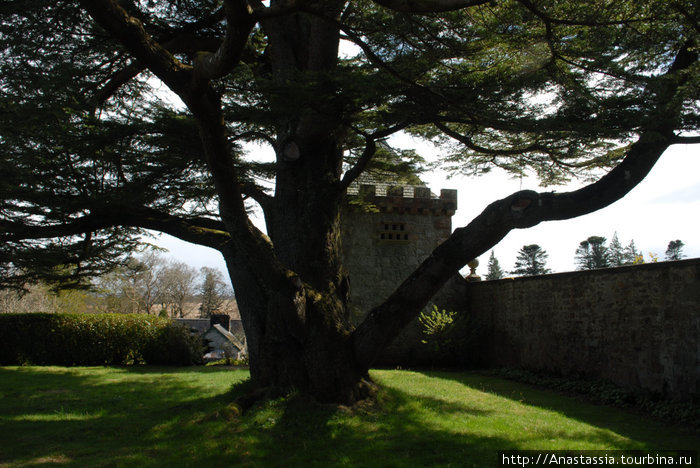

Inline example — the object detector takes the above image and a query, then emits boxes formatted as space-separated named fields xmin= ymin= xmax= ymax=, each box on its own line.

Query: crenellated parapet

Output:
xmin=346 ymin=183 xmax=457 ymax=216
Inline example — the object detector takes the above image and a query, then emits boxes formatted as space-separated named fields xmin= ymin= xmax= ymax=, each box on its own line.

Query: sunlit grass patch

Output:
xmin=0 ymin=366 xmax=697 ymax=467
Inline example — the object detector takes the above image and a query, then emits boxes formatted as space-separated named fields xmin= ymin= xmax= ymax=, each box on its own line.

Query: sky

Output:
xmin=153 ymin=139 xmax=699 ymax=278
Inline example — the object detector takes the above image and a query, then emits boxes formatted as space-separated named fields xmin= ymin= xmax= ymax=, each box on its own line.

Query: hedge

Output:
xmin=0 ymin=313 xmax=205 ymax=366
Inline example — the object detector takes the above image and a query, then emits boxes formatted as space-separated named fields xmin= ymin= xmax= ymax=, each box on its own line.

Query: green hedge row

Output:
xmin=0 ymin=313 xmax=205 ymax=366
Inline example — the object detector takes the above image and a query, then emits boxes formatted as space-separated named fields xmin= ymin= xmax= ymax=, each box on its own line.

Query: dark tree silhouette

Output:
xmin=665 ymin=240 xmax=686 ymax=261
xmin=485 ymin=251 xmax=505 ymax=281
xmin=575 ymin=236 xmax=610 ymax=270
xmin=512 ymin=245 xmax=551 ymax=276
xmin=1 ymin=1 xmax=698 ymax=403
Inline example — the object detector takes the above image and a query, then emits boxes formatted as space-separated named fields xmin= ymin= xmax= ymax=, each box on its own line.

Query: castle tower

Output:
xmin=341 ymin=183 xmax=459 ymax=363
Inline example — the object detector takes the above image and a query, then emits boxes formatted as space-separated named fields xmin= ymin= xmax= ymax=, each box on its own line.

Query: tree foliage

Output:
xmin=485 ymin=251 xmax=505 ymax=280
xmin=625 ymin=240 xmax=643 ymax=265
xmin=198 ymin=267 xmax=230 ymax=318
xmin=1 ymin=0 xmax=698 ymax=403
xmin=608 ymin=232 xmax=626 ymax=267
xmin=574 ymin=235 xmax=610 ymax=270
xmin=512 ymin=244 xmax=551 ymax=276
xmin=665 ymin=240 xmax=686 ymax=261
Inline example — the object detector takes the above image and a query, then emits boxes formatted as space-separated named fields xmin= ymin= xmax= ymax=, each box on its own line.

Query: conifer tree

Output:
xmin=485 ymin=251 xmax=505 ymax=281
xmin=665 ymin=240 xmax=686 ymax=261
xmin=512 ymin=245 xmax=551 ymax=276
xmin=575 ymin=236 xmax=610 ymax=270
xmin=198 ymin=267 xmax=229 ymax=318
xmin=624 ymin=240 xmax=643 ymax=264
xmin=608 ymin=232 xmax=626 ymax=267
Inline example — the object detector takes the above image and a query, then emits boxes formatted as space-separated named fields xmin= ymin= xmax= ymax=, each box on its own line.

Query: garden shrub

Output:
xmin=418 ymin=305 xmax=476 ymax=367
xmin=0 ymin=313 xmax=205 ymax=366
xmin=419 ymin=305 xmax=458 ymax=359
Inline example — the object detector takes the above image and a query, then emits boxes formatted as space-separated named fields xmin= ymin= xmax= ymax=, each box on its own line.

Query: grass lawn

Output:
xmin=0 ymin=366 xmax=697 ymax=467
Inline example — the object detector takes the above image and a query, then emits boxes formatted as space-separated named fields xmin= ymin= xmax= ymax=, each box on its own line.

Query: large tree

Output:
xmin=198 ymin=266 xmax=230 ymax=318
xmin=511 ymin=244 xmax=551 ymax=276
xmin=1 ymin=0 xmax=698 ymax=404
xmin=608 ymin=232 xmax=626 ymax=267
xmin=485 ymin=251 xmax=505 ymax=281
xmin=665 ymin=239 xmax=686 ymax=261
xmin=574 ymin=235 xmax=610 ymax=270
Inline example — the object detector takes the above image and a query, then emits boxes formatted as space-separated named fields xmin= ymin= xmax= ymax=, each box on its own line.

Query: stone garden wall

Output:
xmin=340 ymin=183 xmax=698 ymax=400
xmin=465 ymin=259 xmax=700 ymax=400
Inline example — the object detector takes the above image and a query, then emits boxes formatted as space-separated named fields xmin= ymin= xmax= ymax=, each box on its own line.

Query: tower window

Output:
xmin=378 ymin=222 xmax=410 ymax=242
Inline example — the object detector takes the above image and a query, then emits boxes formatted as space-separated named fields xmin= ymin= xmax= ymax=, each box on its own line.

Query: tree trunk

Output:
xmin=224 ymin=245 xmax=376 ymax=404
xmin=222 ymin=4 xmax=376 ymax=403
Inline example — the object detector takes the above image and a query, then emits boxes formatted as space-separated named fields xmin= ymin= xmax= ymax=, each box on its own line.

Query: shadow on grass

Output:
xmin=0 ymin=366 xmax=248 ymax=467
xmin=0 ymin=366 xmax=515 ymax=467
xmin=2 ymin=367 xmax=698 ymax=467
xmin=225 ymin=385 xmax=515 ymax=467
xmin=414 ymin=370 xmax=700 ymax=450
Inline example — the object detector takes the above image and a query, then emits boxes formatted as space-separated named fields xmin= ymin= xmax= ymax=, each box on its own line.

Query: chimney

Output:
xmin=210 ymin=314 xmax=230 ymax=331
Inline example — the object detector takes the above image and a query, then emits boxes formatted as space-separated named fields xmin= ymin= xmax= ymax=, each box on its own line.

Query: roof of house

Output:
xmin=173 ymin=318 xmax=211 ymax=334
xmin=205 ymin=324 xmax=246 ymax=351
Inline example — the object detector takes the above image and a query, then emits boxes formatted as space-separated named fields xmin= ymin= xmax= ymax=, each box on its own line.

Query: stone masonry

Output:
xmin=464 ymin=259 xmax=700 ymax=400
xmin=340 ymin=182 xmax=698 ymax=401
xmin=341 ymin=183 xmax=459 ymax=363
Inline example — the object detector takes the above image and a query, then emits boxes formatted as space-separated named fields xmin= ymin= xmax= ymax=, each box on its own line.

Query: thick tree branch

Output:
xmin=341 ymin=138 xmax=376 ymax=189
xmin=80 ymin=0 xmax=193 ymax=96
xmin=672 ymin=135 xmax=700 ymax=144
xmin=0 ymin=208 xmax=231 ymax=252
xmin=372 ymin=0 xmax=489 ymax=13
xmin=88 ymin=35 xmax=224 ymax=108
xmin=341 ymin=121 xmax=411 ymax=189
xmin=90 ymin=61 xmax=144 ymax=108
xmin=193 ymin=0 xmax=256 ymax=82
xmin=248 ymin=0 xmax=303 ymax=19
xmin=352 ymin=128 xmax=674 ymax=367
xmin=79 ymin=0 xmax=285 ymax=290
xmin=241 ymin=180 xmax=273 ymax=211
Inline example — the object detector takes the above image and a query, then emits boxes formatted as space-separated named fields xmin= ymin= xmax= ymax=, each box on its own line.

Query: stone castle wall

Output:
xmin=341 ymin=184 xmax=459 ymax=362
xmin=341 ymin=183 xmax=698 ymax=400
xmin=464 ymin=259 xmax=700 ymax=400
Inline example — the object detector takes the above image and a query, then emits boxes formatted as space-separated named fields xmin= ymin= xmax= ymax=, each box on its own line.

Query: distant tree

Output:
xmin=485 ymin=251 xmax=505 ymax=281
xmin=575 ymin=236 xmax=610 ymax=270
xmin=92 ymin=271 xmax=127 ymax=314
xmin=0 ymin=283 xmax=54 ymax=314
xmin=0 ymin=281 xmax=89 ymax=314
xmin=624 ymin=240 xmax=643 ymax=264
xmin=199 ymin=267 xmax=228 ymax=318
xmin=158 ymin=261 xmax=198 ymax=318
xmin=608 ymin=232 xmax=627 ymax=267
xmin=0 ymin=288 xmax=21 ymax=314
xmin=512 ymin=245 xmax=550 ymax=276
xmin=119 ymin=250 xmax=166 ymax=314
xmin=665 ymin=240 xmax=686 ymax=261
